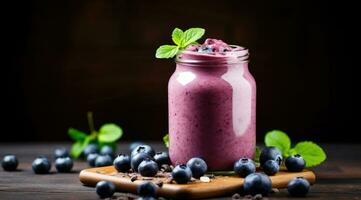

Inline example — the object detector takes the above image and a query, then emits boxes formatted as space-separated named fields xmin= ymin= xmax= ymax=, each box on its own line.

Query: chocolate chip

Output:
xmin=130 ymin=175 xmax=137 ymax=182
xmin=232 ymin=193 xmax=241 ymax=199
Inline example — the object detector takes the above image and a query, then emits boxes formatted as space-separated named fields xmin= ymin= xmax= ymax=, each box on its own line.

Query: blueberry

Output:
xmin=95 ymin=155 xmax=113 ymax=167
xmin=197 ymin=45 xmax=214 ymax=53
xmin=32 ymin=157 xmax=51 ymax=174
xmin=154 ymin=152 xmax=171 ymax=166
xmin=287 ymin=177 xmax=310 ymax=197
xmin=129 ymin=141 xmax=145 ymax=152
xmin=87 ymin=153 xmax=99 ymax=167
xmin=131 ymin=145 xmax=155 ymax=158
xmin=95 ymin=181 xmax=115 ymax=198
xmin=262 ymin=160 xmax=279 ymax=176
xmin=55 ymin=157 xmax=73 ymax=173
xmin=234 ymin=158 xmax=256 ymax=178
xmin=113 ymin=154 xmax=131 ymax=172
xmin=138 ymin=159 xmax=159 ymax=177
xmin=138 ymin=197 xmax=157 ymax=200
xmin=186 ymin=157 xmax=208 ymax=179
xmin=285 ymin=154 xmax=306 ymax=172
xmin=131 ymin=152 xmax=152 ymax=172
xmin=137 ymin=181 xmax=157 ymax=197
xmin=100 ymin=145 xmax=114 ymax=157
xmin=83 ymin=143 xmax=99 ymax=157
xmin=171 ymin=164 xmax=192 ymax=184
xmin=243 ymin=173 xmax=272 ymax=196
xmin=54 ymin=148 xmax=69 ymax=159
xmin=1 ymin=155 xmax=18 ymax=171
xmin=260 ymin=147 xmax=283 ymax=166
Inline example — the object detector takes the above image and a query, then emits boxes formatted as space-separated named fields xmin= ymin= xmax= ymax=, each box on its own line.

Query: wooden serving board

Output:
xmin=79 ymin=166 xmax=316 ymax=199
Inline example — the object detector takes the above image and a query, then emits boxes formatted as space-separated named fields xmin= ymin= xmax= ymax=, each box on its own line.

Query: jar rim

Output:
xmin=175 ymin=45 xmax=249 ymax=65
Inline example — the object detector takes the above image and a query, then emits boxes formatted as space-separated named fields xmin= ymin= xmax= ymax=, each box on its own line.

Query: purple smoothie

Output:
xmin=168 ymin=39 xmax=256 ymax=170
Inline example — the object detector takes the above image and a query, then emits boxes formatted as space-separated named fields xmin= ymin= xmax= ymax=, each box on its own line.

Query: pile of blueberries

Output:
xmin=1 ymin=143 xmax=311 ymax=199
xmin=233 ymin=146 xmax=310 ymax=197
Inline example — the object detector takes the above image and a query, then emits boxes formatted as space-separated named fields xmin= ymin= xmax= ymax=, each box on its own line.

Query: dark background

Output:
xmin=3 ymin=0 xmax=354 ymax=142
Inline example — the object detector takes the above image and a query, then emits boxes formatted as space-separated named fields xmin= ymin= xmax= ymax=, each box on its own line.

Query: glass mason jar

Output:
xmin=168 ymin=46 xmax=256 ymax=170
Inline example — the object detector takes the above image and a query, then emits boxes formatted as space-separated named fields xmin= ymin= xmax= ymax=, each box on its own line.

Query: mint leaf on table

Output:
xmin=182 ymin=28 xmax=205 ymax=47
xmin=265 ymin=130 xmax=291 ymax=156
xmin=70 ymin=136 xmax=91 ymax=158
xmin=155 ymin=27 xmax=205 ymax=59
xmin=156 ymin=45 xmax=179 ymax=59
xmin=68 ymin=128 xmax=87 ymax=141
xmin=98 ymin=124 xmax=123 ymax=143
xmin=291 ymin=141 xmax=327 ymax=167
xmin=163 ymin=134 xmax=169 ymax=148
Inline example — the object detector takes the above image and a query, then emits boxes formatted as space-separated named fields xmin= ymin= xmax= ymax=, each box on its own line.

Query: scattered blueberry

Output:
xmin=243 ymin=173 xmax=272 ymax=196
xmin=1 ymin=155 xmax=18 ymax=171
xmin=131 ymin=152 xmax=152 ymax=172
xmin=287 ymin=177 xmax=310 ymax=197
xmin=186 ymin=157 xmax=208 ymax=179
xmin=285 ymin=154 xmax=306 ymax=172
xmin=87 ymin=153 xmax=99 ymax=167
xmin=95 ymin=181 xmax=115 ymax=198
xmin=137 ymin=182 xmax=157 ymax=197
xmin=131 ymin=145 xmax=155 ymax=158
xmin=171 ymin=164 xmax=192 ymax=184
xmin=95 ymin=155 xmax=113 ymax=167
xmin=197 ymin=45 xmax=214 ymax=53
xmin=154 ymin=152 xmax=171 ymax=166
xmin=55 ymin=157 xmax=73 ymax=173
xmin=138 ymin=197 xmax=157 ymax=200
xmin=138 ymin=159 xmax=159 ymax=177
xmin=113 ymin=154 xmax=131 ymax=172
xmin=234 ymin=158 xmax=256 ymax=178
xmin=32 ymin=157 xmax=51 ymax=174
xmin=54 ymin=148 xmax=69 ymax=159
xmin=83 ymin=143 xmax=98 ymax=157
xmin=260 ymin=147 xmax=283 ymax=166
xmin=262 ymin=160 xmax=279 ymax=176
xmin=100 ymin=145 xmax=114 ymax=157
xmin=129 ymin=141 xmax=145 ymax=152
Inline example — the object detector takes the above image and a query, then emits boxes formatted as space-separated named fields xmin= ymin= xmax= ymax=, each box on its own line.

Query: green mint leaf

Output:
xmin=68 ymin=128 xmax=88 ymax=141
xmin=98 ymin=123 xmax=123 ymax=143
xmin=172 ymin=28 xmax=184 ymax=46
xmin=182 ymin=28 xmax=205 ymax=47
xmin=70 ymin=136 xmax=91 ymax=158
xmin=265 ymin=130 xmax=291 ymax=155
xmin=254 ymin=146 xmax=261 ymax=163
xmin=163 ymin=134 xmax=169 ymax=148
xmin=292 ymin=141 xmax=327 ymax=167
xmin=155 ymin=45 xmax=179 ymax=59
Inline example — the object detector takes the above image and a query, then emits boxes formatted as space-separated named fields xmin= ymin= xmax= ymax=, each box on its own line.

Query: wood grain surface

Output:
xmin=0 ymin=143 xmax=360 ymax=200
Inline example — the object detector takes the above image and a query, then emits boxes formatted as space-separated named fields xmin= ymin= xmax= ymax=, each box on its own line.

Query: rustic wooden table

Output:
xmin=0 ymin=143 xmax=360 ymax=200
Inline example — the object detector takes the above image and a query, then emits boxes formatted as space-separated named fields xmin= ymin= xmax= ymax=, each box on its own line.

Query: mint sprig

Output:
xmin=264 ymin=130 xmax=326 ymax=167
xmin=68 ymin=112 xmax=123 ymax=158
xmin=163 ymin=133 xmax=169 ymax=148
xmin=155 ymin=27 xmax=205 ymax=59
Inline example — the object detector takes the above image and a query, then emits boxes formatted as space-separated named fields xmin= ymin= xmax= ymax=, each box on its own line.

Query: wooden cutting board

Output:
xmin=79 ymin=166 xmax=316 ymax=199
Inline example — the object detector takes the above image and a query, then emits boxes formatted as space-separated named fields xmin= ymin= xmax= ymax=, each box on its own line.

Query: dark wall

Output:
xmin=3 ymin=0 xmax=354 ymax=142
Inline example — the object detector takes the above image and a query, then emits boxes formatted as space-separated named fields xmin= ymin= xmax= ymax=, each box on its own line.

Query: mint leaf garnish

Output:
xmin=155 ymin=27 xmax=205 ymax=59
xmin=265 ymin=130 xmax=291 ymax=156
xmin=292 ymin=141 xmax=327 ymax=167
xmin=172 ymin=28 xmax=184 ymax=46
xmin=182 ymin=28 xmax=205 ymax=47
xmin=156 ymin=45 xmax=179 ymax=59
xmin=68 ymin=128 xmax=87 ymax=141
xmin=163 ymin=134 xmax=169 ymax=148
xmin=98 ymin=124 xmax=123 ymax=143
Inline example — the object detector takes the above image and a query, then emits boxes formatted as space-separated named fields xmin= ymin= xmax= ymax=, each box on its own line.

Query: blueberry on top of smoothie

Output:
xmin=187 ymin=38 xmax=233 ymax=54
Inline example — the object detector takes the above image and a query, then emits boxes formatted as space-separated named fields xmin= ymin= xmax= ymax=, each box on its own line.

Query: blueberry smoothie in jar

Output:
xmin=168 ymin=39 xmax=256 ymax=170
